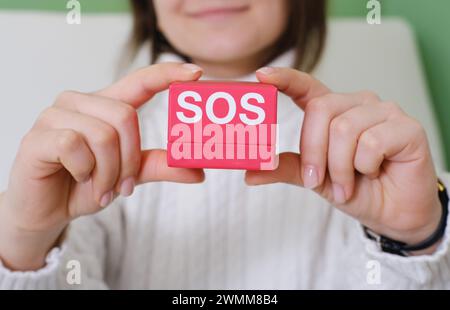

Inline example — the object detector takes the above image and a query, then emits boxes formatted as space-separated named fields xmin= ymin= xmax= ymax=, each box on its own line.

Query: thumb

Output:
xmin=137 ymin=149 xmax=205 ymax=184
xmin=245 ymin=152 xmax=334 ymax=203
xmin=97 ymin=63 xmax=203 ymax=109
xmin=256 ymin=67 xmax=330 ymax=110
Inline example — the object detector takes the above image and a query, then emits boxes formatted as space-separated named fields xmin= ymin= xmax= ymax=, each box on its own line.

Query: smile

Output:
xmin=186 ymin=5 xmax=250 ymax=20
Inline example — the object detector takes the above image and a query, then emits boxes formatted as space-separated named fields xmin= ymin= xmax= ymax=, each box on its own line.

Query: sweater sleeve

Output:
xmin=349 ymin=171 xmax=450 ymax=289
xmin=0 ymin=199 xmax=126 ymax=290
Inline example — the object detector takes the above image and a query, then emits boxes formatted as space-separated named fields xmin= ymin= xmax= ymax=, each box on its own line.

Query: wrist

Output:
xmin=0 ymin=192 xmax=66 ymax=271
xmin=409 ymin=184 xmax=447 ymax=255
xmin=364 ymin=181 xmax=448 ymax=256
xmin=393 ymin=195 xmax=442 ymax=246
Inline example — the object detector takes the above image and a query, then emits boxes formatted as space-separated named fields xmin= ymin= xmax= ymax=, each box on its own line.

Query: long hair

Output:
xmin=128 ymin=0 xmax=327 ymax=72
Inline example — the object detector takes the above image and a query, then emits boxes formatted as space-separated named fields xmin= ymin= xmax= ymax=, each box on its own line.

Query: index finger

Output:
xmin=96 ymin=63 xmax=203 ymax=108
xmin=256 ymin=67 xmax=330 ymax=110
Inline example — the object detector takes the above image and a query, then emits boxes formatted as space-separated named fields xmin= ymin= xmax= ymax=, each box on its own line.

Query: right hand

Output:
xmin=0 ymin=63 xmax=205 ymax=270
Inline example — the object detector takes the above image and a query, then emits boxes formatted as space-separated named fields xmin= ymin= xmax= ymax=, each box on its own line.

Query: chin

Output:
xmin=197 ymin=50 xmax=251 ymax=63
xmin=188 ymin=42 xmax=260 ymax=64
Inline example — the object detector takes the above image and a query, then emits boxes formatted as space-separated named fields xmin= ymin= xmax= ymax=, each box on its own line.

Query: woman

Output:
xmin=0 ymin=0 xmax=449 ymax=289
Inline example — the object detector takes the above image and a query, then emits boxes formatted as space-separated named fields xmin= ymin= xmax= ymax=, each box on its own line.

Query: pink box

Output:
xmin=167 ymin=81 xmax=278 ymax=170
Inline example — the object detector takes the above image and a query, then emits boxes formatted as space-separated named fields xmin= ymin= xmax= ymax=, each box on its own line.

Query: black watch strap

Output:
xmin=364 ymin=179 xmax=449 ymax=257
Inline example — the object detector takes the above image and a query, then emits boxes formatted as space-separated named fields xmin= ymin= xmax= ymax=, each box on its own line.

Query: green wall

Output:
xmin=1 ymin=0 xmax=449 ymax=167
xmin=0 ymin=0 xmax=128 ymax=12
xmin=330 ymin=0 xmax=450 ymax=170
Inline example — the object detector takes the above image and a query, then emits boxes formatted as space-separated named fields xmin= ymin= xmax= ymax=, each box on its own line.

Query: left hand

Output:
xmin=246 ymin=67 xmax=442 ymax=253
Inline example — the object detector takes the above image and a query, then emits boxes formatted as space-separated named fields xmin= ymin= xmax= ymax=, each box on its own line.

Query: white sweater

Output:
xmin=1 ymin=50 xmax=450 ymax=290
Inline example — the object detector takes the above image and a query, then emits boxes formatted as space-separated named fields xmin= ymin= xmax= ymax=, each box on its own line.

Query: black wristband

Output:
xmin=364 ymin=179 xmax=449 ymax=256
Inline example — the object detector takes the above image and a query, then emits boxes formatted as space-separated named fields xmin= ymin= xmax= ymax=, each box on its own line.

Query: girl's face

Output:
xmin=153 ymin=0 xmax=289 ymax=68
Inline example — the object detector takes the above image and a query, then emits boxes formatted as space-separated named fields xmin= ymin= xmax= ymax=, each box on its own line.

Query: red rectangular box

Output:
xmin=167 ymin=81 xmax=278 ymax=170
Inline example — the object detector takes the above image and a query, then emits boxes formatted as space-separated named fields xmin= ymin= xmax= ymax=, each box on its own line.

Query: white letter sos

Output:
xmin=176 ymin=91 xmax=266 ymax=125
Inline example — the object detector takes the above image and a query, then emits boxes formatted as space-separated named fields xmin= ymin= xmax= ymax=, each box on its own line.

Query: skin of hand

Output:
xmin=246 ymin=67 xmax=443 ymax=255
xmin=0 ymin=63 xmax=206 ymax=271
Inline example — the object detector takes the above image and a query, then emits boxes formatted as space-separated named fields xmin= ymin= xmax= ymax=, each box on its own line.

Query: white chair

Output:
xmin=0 ymin=12 xmax=445 ymax=189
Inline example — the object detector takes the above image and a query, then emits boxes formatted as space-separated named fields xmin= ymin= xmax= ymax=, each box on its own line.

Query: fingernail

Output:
xmin=182 ymin=63 xmax=203 ymax=74
xmin=257 ymin=67 xmax=276 ymax=75
xmin=120 ymin=177 xmax=135 ymax=197
xmin=100 ymin=191 xmax=114 ymax=208
xmin=332 ymin=183 xmax=346 ymax=204
xmin=303 ymin=165 xmax=319 ymax=189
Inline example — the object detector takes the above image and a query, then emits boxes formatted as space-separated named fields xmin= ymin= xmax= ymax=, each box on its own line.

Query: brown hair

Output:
xmin=128 ymin=0 xmax=327 ymax=72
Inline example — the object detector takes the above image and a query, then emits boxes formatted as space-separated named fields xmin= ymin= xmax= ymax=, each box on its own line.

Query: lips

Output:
xmin=186 ymin=5 xmax=250 ymax=19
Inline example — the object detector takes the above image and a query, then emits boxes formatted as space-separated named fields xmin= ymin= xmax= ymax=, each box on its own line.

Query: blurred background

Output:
xmin=0 ymin=0 xmax=449 ymax=189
